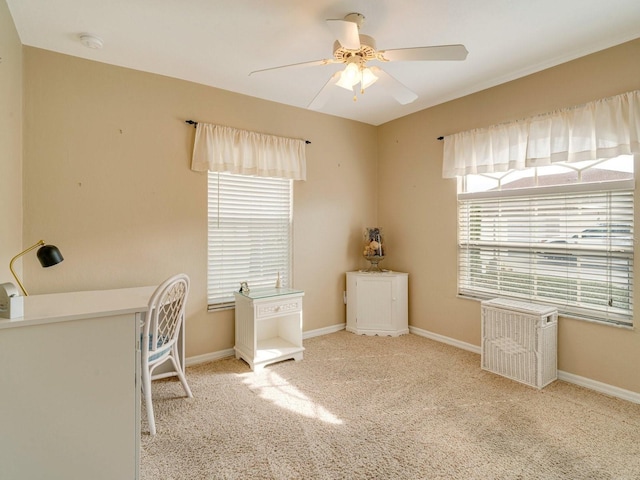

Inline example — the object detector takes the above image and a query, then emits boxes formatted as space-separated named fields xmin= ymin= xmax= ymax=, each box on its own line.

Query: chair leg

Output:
xmin=141 ymin=365 xmax=156 ymax=435
xmin=170 ymin=347 xmax=193 ymax=398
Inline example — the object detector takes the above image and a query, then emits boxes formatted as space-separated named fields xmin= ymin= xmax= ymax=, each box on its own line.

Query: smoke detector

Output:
xmin=79 ymin=33 xmax=103 ymax=49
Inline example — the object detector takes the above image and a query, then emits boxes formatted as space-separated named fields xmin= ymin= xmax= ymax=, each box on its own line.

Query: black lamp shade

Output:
xmin=37 ymin=244 xmax=64 ymax=268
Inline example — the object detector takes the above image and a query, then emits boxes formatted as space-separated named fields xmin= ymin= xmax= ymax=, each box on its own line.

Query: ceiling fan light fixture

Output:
xmin=360 ymin=67 xmax=378 ymax=90
xmin=335 ymin=78 xmax=354 ymax=91
xmin=336 ymin=61 xmax=360 ymax=90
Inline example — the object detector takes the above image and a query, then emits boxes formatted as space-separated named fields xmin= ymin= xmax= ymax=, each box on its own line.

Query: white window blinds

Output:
xmin=207 ymin=172 xmax=292 ymax=308
xmin=458 ymin=181 xmax=634 ymax=325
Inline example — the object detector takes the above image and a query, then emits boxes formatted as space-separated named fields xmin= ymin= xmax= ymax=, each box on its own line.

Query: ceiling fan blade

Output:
xmin=369 ymin=67 xmax=418 ymax=105
xmin=308 ymin=72 xmax=342 ymax=110
xmin=250 ymin=58 xmax=337 ymax=76
xmin=380 ymin=44 xmax=469 ymax=62
xmin=326 ymin=19 xmax=361 ymax=50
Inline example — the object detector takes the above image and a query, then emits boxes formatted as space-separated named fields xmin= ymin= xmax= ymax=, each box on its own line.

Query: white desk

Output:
xmin=0 ymin=286 xmax=155 ymax=480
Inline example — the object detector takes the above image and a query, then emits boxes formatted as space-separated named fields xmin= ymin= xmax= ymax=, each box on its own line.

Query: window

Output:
xmin=207 ymin=172 xmax=292 ymax=309
xmin=458 ymin=155 xmax=634 ymax=326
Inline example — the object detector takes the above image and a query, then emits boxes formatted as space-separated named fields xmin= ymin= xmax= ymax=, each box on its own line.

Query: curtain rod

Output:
xmin=185 ymin=120 xmax=311 ymax=144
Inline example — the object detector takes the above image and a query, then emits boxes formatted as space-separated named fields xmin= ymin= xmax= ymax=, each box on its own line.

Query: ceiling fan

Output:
xmin=250 ymin=12 xmax=468 ymax=109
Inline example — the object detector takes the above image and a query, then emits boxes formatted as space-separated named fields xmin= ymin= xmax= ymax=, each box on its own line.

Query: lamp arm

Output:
xmin=9 ymin=240 xmax=45 ymax=296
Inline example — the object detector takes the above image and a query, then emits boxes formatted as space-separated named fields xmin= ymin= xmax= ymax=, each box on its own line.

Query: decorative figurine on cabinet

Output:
xmin=363 ymin=227 xmax=385 ymax=272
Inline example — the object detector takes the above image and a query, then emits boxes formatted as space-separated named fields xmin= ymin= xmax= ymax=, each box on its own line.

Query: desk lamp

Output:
xmin=0 ymin=240 xmax=64 ymax=319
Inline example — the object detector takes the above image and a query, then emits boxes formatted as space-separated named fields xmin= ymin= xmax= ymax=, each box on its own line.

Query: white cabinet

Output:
xmin=234 ymin=288 xmax=305 ymax=372
xmin=346 ymin=271 xmax=409 ymax=336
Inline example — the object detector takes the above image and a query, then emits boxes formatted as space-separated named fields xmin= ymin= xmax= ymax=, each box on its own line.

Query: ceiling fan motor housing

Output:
xmin=333 ymin=34 xmax=378 ymax=63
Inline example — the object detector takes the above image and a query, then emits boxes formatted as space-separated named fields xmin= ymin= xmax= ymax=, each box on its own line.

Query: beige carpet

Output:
xmin=140 ymin=331 xmax=640 ymax=479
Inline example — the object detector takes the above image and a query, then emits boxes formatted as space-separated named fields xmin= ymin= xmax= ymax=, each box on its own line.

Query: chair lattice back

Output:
xmin=144 ymin=274 xmax=189 ymax=362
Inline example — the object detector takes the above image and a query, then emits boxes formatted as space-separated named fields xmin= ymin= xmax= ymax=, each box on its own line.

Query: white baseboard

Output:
xmin=186 ymin=348 xmax=235 ymax=367
xmin=410 ymin=325 xmax=640 ymax=404
xmin=409 ymin=326 xmax=481 ymax=354
xmin=303 ymin=322 xmax=346 ymax=339
xmin=558 ymin=371 xmax=640 ymax=404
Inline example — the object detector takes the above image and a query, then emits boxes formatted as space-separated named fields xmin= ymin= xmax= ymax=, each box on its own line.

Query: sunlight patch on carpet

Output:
xmin=240 ymin=370 xmax=343 ymax=425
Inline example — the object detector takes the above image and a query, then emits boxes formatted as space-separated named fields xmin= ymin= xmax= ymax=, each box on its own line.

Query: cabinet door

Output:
xmin=356 ymin=276 xmax=394 ymax=331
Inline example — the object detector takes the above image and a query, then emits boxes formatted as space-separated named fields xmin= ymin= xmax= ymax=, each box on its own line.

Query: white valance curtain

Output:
xmin=442 ymin=90 xmax=640 ymax=178
xmin=191 ymin=123 xmax=307 ymax=181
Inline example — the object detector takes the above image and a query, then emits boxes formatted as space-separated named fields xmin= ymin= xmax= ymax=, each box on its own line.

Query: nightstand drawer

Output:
xmin=256 ymin=297 xmax=302 ymax=319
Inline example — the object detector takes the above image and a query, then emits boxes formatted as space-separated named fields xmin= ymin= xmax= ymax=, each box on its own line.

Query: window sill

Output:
xmin=207 ymin=303 xmax=235 ymax=312
xmin=456 ymin=294 xmax=634 ymax=330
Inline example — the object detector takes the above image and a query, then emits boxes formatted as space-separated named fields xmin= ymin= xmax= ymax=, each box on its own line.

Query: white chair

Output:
xmin=141 ymin=273 xmax=193 ymax=435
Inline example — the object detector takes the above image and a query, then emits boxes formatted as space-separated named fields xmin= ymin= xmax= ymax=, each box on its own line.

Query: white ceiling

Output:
xmin=7 ymin=0 xmax=640 ymax=126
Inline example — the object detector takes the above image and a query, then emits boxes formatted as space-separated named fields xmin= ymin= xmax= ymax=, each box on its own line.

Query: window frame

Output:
xmin=457 ymin=161 xmax=635 ymax=326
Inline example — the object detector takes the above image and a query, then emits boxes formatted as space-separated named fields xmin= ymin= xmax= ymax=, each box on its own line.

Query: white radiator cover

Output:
xmin=481 ymin=298 xmax=558 ymax=389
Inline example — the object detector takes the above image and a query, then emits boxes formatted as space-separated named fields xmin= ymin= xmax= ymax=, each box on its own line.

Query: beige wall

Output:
xmin=378 ymin=38 xmax=640 ymax=394
xmin=0 ymin=0 xmax=23 ymax=284
xmin=21 ymin=47 xmax=378 ymax=356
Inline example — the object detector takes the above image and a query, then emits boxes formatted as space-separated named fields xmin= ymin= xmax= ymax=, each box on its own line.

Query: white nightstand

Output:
xmin=234 ymin=287 xmax=305 ymax=372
